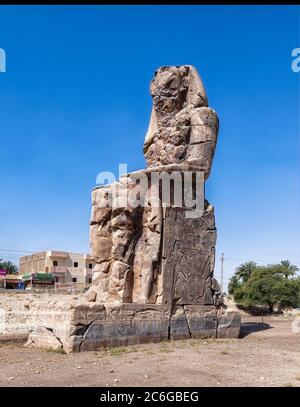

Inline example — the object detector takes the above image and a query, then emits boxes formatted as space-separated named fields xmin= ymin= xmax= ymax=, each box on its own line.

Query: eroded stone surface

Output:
xmin=162 ymin=204 xmax=217 ymax=308
xmin=28 ymin=326 xmax=63 ymax=351
xmin=88 ymin=176 xmax=164 ymax=304
xmin=217 ymin=311 xmax=241 ymax=339
xmin=26 ymin=302 xmax=240 ymax=352
xmin=143 ymin=65 xmax=218 ymax=178
xmin=88 ymin=65 xmax=222 ymax=307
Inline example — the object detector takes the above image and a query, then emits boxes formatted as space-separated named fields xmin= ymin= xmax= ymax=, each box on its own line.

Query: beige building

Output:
xmin=19 ymin=251 xmax=95 ymax=289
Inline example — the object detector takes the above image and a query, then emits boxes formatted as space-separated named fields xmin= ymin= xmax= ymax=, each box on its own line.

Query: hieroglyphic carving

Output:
xmin=162 ymin=206 xmax=216 ymax=307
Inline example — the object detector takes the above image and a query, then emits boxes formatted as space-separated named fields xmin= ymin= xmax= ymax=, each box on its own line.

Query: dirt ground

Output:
xmin=0 ymin=316 xmax=299 ymax=387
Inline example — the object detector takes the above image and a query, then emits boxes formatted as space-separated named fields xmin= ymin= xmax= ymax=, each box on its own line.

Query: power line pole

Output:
xmin=220 ymin=252 xmax=225 ymax=292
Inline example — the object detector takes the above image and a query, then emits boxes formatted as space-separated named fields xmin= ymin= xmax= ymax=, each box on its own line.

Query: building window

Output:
xmin=53 ymin=261 xmax=58 ymax=267
xmin=74 ymin=262 xmax=78 ymax=268
xmin=88 ymin=263 xmax=93 ymax=269
xmin=88 ymin=278 xmax=92 ymax=284
xmin=72 ymin=278 xmax=77 ymax=283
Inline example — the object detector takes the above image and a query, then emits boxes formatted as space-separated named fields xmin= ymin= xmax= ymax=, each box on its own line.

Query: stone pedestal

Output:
xmin=27 ymin=302 xmax=240 ymax=353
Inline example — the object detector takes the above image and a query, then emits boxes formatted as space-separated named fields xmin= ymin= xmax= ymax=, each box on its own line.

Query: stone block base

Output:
xmin=27 ymin=301 xmax=241 ymax=353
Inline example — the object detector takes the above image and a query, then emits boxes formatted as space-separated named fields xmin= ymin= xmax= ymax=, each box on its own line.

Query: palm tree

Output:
xmin=279 ymin=260 xmax=299 ymax=279
xmin=0 ymin=261 xmax=18 ymax=274
xmin=228 ymin=274 xmax=241 ymax=295
xmin=235 ymin=261 xmax=257 ymax=283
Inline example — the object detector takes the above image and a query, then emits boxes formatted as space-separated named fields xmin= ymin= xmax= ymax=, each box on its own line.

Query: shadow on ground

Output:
xmin=235 ymin=303 xmax=274 ymax=315
xmin=239 ymin=322 xmax=272 ymax=338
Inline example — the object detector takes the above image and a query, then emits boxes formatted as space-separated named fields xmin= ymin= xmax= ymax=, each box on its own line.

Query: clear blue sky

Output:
xmin=0 ymin=5 xmax=299 ymax=288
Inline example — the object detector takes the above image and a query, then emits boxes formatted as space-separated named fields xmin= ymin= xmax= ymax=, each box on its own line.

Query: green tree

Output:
xmin=228 ymin=275 xmax=241 ymax=295
xmin=242 ymin=266 xmax=299 ymax=312
xmin=0 ymin=260 xmax=18 ymax=275
xmin=235 ymin=261 xmax=257 ymax=283
xmin=232 ymin=284 xmax=246 ymax=303
xmin=278 ymin=260 xmax=299 ymax=279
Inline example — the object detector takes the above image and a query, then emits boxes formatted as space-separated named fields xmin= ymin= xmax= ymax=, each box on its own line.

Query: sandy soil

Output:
xmin=0 ymin=317 xmax=299 ymax=387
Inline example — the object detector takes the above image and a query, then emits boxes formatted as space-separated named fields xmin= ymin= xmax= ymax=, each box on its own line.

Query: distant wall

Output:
xmin=19 ymin=252 xmax=47 ymax=274
xmin=0 ymin=292 xmax=84 ymax=340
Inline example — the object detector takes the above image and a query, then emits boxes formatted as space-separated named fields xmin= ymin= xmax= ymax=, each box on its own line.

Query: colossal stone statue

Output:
xmin=87 ymin=65 xmax=220 ymax=307
xmin=27 ymin=66 xmax=240 ymax=353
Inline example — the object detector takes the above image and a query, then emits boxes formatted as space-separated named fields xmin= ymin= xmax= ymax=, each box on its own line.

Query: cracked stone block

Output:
xmin=29 ymin=326 xmax=63 ymax=351
xmin=170 ymin=305 xmax=219 ymax=340
xmin=217 ymin=311 xmax=241 ymax=339
xmin=76 ymin=304 xmax=169 ymax=351
xmin=24 ymin=301 xmax=240 ymax=352
xmin=70 ymin=303 xmax=106 ymax=326
xmin=170 ymin=307 xmax=191 ymax=340
xmin=184 ymin=305 xmax=218 ymax=339
xmin=186 ymin=315 xmax=217 ymax=339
